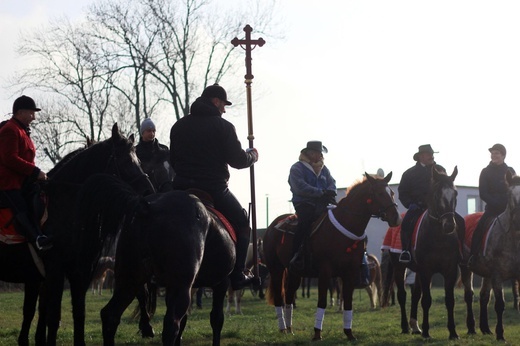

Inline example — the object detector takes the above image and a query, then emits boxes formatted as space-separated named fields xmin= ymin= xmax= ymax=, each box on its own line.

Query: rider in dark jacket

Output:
xmin=169 ymin=84 xmax=259 ymax=290
xmin=136 ymin=118 xmax=173 ymax=192
xmin=468 ymin=143 xmax=515 ymax=266
xmin=398 ymin=144 xmax=445 ymax=263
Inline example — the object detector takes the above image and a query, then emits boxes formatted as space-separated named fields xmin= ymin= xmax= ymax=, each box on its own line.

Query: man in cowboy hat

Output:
xmin=0 ymin=95 xmax=52 ymax=251
xmin=397 ymin=144 xmax=444 ymax=263
xmin=288 ymin=141 xmax=337 ymax=272
xmin=468 ymin=143 xmax=515 ymax=267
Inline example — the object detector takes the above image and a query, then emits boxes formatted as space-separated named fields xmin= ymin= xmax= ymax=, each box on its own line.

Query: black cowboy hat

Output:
xmin=413 ymin=144 xmax=437 ymax=161
xmin=488 ymin=143 xmax=506 ymax=157
xmin=301 ymin=141 xmax=328 ymax=154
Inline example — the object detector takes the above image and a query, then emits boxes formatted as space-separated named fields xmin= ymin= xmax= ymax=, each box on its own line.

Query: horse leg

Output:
xmin=209 ymin=280 xmax=228 ymax=346
xmin=35 ymin=283 xmax=47 ymax=346
xmin=236 ymin=289 xmax=243 ymax=315
xmin=460 ymin=265 xmax=476 ymax=334
xmin=225 ymin=288 xmax=233 ymax=315
xmin=443 ymin=267 xmax=459 ymax=339
xmin=340 ymin=275 xmax=357 ymax=341
xmin=418 ymin=271 xmax=433 ymax=338
xmin=312 ymin=273 xmax=329 ymax=341
xmin=284 ymin=270 xmax=301 ymax=335
xmin=101 ymin=283 xmax=141 ymax=346
xmin=393 ymin=262 xmax=410 ymax=334
xmin=409 ymin=272 xmax=422 ymax=334
xmin=136 ymin=283 xmax=155 ymax=338
xmin=479 ymin=277 xmax=493 ymax=334
xmin=68 ymin=277 xmax=89 ymax=346
xmin=513 ymin=279 xmax=519 ymax=311
xmin=18 ymin=282 xmax=39 ymax=346
xmin=270 ymin=267 xmax=289 ymax=332
xmin=492 ymin=279 xmax=506 ymax=341
xmin=162 ymin=285 xmax=191 ymax=346
xmin=365 ymin=285 xmax=375 ymax=309
xmin=44 ymin=267 xmax=65 ymax=346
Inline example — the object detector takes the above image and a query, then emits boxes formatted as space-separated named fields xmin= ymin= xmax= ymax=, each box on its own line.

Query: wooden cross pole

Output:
xmin=231 ymin=25 xmax=265 ymax=281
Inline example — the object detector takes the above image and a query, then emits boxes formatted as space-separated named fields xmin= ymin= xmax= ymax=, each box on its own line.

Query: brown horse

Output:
xmin=460 ymin=170 xmax=520 ymax=341
xmin=264 ymin=172 xmax=401 ymax=341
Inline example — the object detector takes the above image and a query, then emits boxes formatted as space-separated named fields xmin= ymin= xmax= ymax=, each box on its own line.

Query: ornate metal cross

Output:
xmin=231 ymin=25 xmax=265 ymax=280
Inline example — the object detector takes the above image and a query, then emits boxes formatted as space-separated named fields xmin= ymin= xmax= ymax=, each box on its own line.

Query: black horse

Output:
xmin=0 ymin=143 xmax=94 ymax=346
xmin=40 ymin=123 xmax=153 ymax=346
xmin=383 ymin=166 xmax=464 ymax=339
xmin=73 ymin=174 xmax=236 ymax=346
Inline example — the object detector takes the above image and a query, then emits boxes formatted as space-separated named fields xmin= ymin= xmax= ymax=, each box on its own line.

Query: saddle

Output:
xmin=186 ymin=188 xmax=237 ymax=243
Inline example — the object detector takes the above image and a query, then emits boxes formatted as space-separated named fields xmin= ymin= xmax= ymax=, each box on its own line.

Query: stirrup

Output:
xmin=36 ymin=235 xmax=53 ymax=251
xmin=399 ymin=251 xmax=411 ymax=263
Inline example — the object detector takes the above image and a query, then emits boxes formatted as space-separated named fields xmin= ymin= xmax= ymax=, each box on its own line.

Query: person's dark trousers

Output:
xmin=469 ymin=211 xmax=496 ymax=258
xmin=400 ymin=207 xmax=424 ymax=254
xmin=291 ymin=202 xmax=316 ymax=257
xmin=1 ymin=189 xmax=41 ymax=242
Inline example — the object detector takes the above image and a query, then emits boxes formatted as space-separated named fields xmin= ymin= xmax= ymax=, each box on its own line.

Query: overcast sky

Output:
xmin=2 ymin=0 xmax=520 ymax=227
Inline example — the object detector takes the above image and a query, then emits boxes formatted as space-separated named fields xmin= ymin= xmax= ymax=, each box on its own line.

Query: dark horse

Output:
xmin=0 ymin=141 xmax=96 ymax=346
xmin=73 ymin=174 xmax=235 ymax=346
xmin=22 ymin=124 xmax=152 ymax=346
xmin=382 ymin=166 xmax=464 ymax=339
xmin=459 ymin=170 xmax=520 ymax=341
xmin=263 ymin=172 xmax=401 ymax=341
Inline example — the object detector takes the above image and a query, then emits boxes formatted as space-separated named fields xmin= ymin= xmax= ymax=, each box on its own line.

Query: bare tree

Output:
xmin=9 ymin=0 xmax=281 ymax=168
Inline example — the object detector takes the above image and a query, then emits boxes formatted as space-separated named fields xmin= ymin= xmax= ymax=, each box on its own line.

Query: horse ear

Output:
xmin=450 ymin=166 xmax=458 ymax=181
xmin=384 ymin=171 xmax=392 ymax=183
xmin=111 ymin=123 xmax=121 ymax=140
xmin=129 ymin=133 xmax=135 ymax=144
xmin=364 ymin=172 xmax=375 ymax=184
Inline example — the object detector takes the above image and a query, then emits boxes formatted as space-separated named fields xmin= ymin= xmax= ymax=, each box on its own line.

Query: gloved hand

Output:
xmin=322 ymin=189 xmax=337 ymax=198
xmin=246 ymin=147 xmax=259 ymax=162
xmin=321 ymin=189 xmax=337 ymax=205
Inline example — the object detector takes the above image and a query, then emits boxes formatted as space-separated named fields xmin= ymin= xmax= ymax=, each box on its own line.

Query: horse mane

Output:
xmin=48 ymin=146 xmax=88 ymax=177
xmin=509 ymin=174 xmax=520 ymax=186
xmin=345 ymin=174 xmax=384 ymax=199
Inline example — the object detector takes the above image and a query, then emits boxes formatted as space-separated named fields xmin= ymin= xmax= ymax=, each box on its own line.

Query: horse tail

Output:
xmin=266 ymin=268 xmax=286 ymax=306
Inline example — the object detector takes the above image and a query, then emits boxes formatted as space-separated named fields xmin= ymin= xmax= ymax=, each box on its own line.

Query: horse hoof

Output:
xmin=449 ymin=334 xmax=459 ymax=340
xmin=312 ymin=328 xmax=322 ymax=341
xmin=344 ymin=328 xmax=356 ymax=341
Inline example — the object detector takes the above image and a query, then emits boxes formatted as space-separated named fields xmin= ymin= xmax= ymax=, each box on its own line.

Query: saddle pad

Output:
xmin=411 ymin=211 xmax=427 ymax=251
xmin=206 ymin=206 xmax=237 ymax=243
xmin=274 ymin=214 xmax=298 ymax=233
xmin=463 ymin=212 xmax=483 ymax=252
xmin=0 ymin=208 xmax=25 ymax=244
xmin=381 ymin=212 xmax=406 ymax=252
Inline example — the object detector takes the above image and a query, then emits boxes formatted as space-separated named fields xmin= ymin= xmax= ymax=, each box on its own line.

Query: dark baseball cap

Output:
xmin=201 ymin=84 xmax=232 ymax=105
xmin=13 ymin=95 xmax=41 ymax=114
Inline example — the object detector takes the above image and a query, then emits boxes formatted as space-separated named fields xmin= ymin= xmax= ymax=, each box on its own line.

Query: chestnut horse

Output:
xmin=264 ymin=172 xmax=401 ymax=341
xmin=460 ymin=170 xmax=520 ymax=341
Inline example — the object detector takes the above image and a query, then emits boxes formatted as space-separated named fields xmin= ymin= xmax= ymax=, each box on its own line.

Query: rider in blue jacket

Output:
xmin=288 ymin=141 xmax=336 ymax=271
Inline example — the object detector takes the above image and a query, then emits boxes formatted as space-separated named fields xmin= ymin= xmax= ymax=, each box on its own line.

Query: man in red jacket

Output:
xmin=0 ymin=95 xmax=52 ymax=250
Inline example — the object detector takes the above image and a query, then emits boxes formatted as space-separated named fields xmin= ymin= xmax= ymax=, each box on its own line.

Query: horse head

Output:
xmin=505 ymin=170 xmax=520 ymax=230
xmin=428 ymin=165 xmax=458 ymax=234
xmin=364 ymin=171 xmax=401 ymax=227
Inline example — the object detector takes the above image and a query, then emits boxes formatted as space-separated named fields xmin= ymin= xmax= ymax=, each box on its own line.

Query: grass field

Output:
xmin=1 ymin=285 xmax=519 ymax=345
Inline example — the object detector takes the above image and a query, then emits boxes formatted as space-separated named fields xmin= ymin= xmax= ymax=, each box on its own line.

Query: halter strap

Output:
xmin=328 ymin=209 xmax=367 ymax=241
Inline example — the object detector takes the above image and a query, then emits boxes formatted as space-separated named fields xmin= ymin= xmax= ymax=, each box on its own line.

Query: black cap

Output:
xmin=201 ymin=84 xmax=232 ymax=105
xmin=13 ymin=95 xmax=41 ymax=114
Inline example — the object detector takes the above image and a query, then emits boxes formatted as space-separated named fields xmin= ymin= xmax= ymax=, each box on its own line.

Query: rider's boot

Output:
xmin=230 ymin=235 xmax=255 ymax=291
xmin=15 ymin=212 xmax=52 ymax=251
